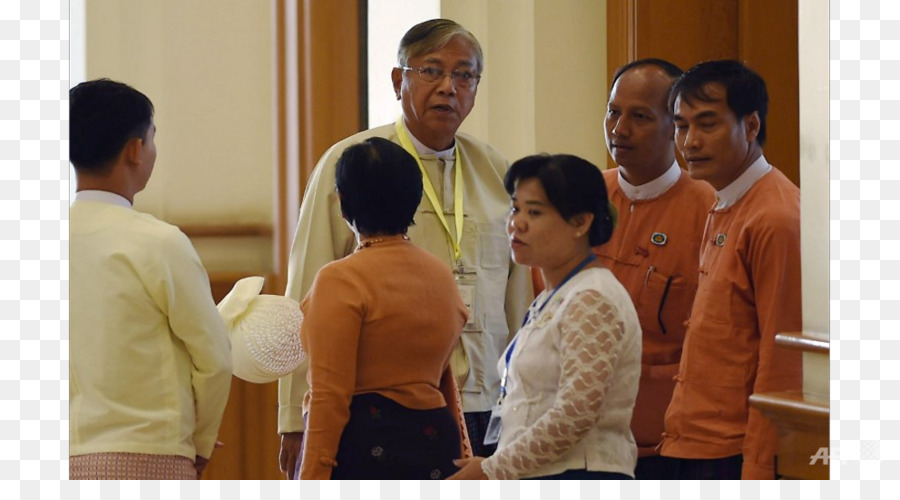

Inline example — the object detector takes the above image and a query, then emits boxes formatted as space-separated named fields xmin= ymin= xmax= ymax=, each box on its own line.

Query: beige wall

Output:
xmin=798 ymin=0 xmax=829 ymax=396
xmin=85 ymin=0 xmax=275 ymax=229
xmin=85 ymin=0 xmax=275 ymax=273
xmin=444 ymin=0 xmax=607 ymax=167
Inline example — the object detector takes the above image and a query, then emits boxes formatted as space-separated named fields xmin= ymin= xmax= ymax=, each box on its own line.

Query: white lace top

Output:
xmin=481 ymin=267 xmax=641 ymax=479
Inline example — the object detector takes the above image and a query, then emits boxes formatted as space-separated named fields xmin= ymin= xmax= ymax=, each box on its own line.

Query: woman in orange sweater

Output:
xmin=298 ymin=137 xmax=469 ymax=480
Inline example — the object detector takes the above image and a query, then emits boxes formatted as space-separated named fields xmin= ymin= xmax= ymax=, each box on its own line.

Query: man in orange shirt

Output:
xmin=595 ymin=59 xmax=715 ymax=479
xmin=659 ymin=60 xmax=802 ymax=479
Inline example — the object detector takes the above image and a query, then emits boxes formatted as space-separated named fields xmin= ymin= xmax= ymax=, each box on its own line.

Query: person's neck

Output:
xmin=718 ymin=145 xmax=763 ymax=191
xmin=619 ymin=156 xmax=674 ymax=186
xmin=76 ymin=173 xmax=136 ymax=204
xmin=356 ymin=232 xmax=408 ymax=246
xmin=540 ymin=248 xmax=594 ymax=291
xmin=404 ymin=119 xmax=455 ymax=152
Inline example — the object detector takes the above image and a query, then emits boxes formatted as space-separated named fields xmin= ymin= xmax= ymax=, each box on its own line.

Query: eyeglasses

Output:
xmin=401 ymin=66 xmax=481 ymax=89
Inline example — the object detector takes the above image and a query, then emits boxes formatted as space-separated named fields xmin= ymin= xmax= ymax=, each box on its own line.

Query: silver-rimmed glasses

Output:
xmin=400 ymin=66 xmax=481 ymax=89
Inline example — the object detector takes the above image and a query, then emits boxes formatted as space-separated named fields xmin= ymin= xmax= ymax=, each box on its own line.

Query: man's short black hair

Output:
xmin=69 ymin=78 xmax=155 ymax=173
xmin=504 ymin=154 xmax=615 ymax=247
xmin=336 ymin=137 xmax=423 ymax=236
xmin=611 ymin=58 xmax=683 ymax=89
xmin=669 ymin=59 xmax=769 ymax=146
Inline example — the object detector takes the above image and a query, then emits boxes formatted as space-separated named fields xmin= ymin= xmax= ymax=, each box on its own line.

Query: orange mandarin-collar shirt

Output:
xmin=298 ymin=238 xmax=468 ymax=480
xmin=595 ymin=168 xmax=715 ymax=456
xmin=660 ymin=168 xmax=803 ymax=479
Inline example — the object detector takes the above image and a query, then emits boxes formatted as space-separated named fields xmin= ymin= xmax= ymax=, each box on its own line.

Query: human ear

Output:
xmin=570 ymin=213 xmax=594 ymax=238
xmin=122 ymin=137 xmax=143 ymax=166
xmin=391 ymin=67 xmax=403 ymax=100
xmin=744 ymin=111 xmax=760 ymax=143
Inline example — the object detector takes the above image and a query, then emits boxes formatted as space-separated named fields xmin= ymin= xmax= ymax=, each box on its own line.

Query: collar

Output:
xmin=404 ymin=122 xmax=456 ymax=161
xmin=617 ymin=161 xmax=681 ymax=201
xmin=715 ymin=155 xmax=772 ymax=209
xmin=74 ymin=190 xmax=132 ymax=208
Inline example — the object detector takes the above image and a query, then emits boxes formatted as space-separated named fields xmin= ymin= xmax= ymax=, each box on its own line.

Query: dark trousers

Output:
xmin=669 ymin=454 xmax=743 ymax=480
xmin=634 ymin=454 xmax=679 ymax=480
xmin=330 ymin=393 xmax=461 ymax=480
xmin=464 ymin=410 xmax=497 ymax=457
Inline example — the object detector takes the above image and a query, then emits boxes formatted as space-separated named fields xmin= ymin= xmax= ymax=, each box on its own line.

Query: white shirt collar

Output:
xmin=74 ymin=190 xmax=132 ymax=208
xmin=404 ymin=122 xmax=455 ymax=161
xmin=715 ymin=154 xmax=772 ymax=209
xmin=617 ymin=161 xmax=681 ymax=201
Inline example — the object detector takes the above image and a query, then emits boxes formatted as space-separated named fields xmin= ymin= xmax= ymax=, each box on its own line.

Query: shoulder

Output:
xmin=409 ymin=243 xmax=455 ymax=274
xmin=308 ymin=256 xmax=361 ymax=294
xmin=565 ymin=268 xmax=629 ymax=306
xmin=743 ymin=170 xmax=800 ymax=228
xmin=454 ymin=131 xmax=508 ymax=173
xmin=558 ymin=269 xmax=638 ymax=334
xmin=316 ymin=124 xmax=397 ymax=168
xmin=130 ymin=211 xmax=191 ymax=243
xmin=124 ymin=213 xmax=201 ymax=265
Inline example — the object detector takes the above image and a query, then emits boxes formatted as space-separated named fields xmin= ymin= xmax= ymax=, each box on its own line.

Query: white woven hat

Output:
xmin=217 ymin=276 xmax=305 ymax=383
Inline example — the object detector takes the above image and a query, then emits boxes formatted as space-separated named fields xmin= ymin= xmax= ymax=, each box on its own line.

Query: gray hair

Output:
xmin=397 ymin=19 xmax=484 ymax=73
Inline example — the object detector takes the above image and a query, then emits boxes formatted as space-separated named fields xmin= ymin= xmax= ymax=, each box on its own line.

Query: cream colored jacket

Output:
xmin=278 ymin=122 xmax=533 ymax=432
xmin=70 ymin=195 xmax=232 ymax=460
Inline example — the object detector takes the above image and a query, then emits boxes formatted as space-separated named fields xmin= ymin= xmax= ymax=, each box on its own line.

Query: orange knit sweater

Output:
xmin=298 ymin=237 xmax=468 ymax=479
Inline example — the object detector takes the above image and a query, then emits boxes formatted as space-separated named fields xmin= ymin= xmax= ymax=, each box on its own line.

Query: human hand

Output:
xmin=279 ymin=432 xmax=304 ymax=480
xmin=194 ymin=455 xmax=210 ymax=479
xmin=193 ymin=441 xmax=224 ymax=479
xmin=447 ymin=457 xmax=488 ymax=480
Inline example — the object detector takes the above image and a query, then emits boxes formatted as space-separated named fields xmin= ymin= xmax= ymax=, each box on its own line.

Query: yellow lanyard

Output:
xmin=395 ymin=117 xmax=465 ymax=264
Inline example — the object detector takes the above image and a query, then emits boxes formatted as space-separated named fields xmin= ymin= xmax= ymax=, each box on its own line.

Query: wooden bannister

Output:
xmin=749 ymin=332 xmax=830 ymax=480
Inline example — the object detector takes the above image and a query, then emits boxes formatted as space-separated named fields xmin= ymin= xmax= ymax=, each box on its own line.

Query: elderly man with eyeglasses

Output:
xmin=277 ymin=18 xmax=533 ymax=480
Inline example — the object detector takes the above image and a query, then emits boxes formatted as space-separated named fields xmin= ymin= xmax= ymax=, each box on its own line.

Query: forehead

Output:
xmin=412 ymin=37 xmax=476 ymax=66
xmin=610 ymin=66 xmax=672 ymax=108
xmin=513 ymin=177 xmax=548 ymax=199
xmin=673 ymin=82 xmax=734 ymax=119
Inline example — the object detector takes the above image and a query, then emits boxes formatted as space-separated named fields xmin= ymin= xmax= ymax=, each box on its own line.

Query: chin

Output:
xmin=510 ymin=250 xmax=534 ymax=268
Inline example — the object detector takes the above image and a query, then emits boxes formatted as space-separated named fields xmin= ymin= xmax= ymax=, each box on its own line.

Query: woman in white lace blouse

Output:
xmin=449 ymin=154 xmax=641 ymax=480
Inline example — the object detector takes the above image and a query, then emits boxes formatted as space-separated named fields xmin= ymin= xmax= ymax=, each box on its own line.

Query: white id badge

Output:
xmin=483 ymin=404 xmax=502 ymax=445
xmin=455 ymin=273 xmax=479 ymax=332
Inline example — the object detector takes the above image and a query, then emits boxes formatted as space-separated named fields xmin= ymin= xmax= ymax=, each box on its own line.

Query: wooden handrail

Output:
xmin=775 ymin=332 xmax=829 ymax=354
xmin=178 ymin=223 xmax=273 ymax=238
xmin=749 ymin=390 xmax=829 ymax=427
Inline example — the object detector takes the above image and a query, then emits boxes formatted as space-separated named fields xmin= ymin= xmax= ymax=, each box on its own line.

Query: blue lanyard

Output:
xmin=499 ymin=253 xmax=597 ymax=399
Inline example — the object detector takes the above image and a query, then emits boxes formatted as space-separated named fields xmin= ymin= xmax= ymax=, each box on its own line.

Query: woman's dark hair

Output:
xmin=69 ymin=78 xmax=155 ymax=173
xmin=504 ymin=154 xmax=614 ymax=246
xmin=335 ymin=137 xmax=423 ymax=235
xmin=668 ymin=59 xmax=769 ymax=146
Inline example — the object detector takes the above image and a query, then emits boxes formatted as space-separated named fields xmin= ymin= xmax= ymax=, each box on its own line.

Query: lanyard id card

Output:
xmin=455 ymin=271 xmax=479 ymax=332
xmin=483 ymin=403 xmax=502 ymax=445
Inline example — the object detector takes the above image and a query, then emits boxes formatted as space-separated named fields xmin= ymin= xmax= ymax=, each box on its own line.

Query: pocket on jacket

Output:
xmin=636 ymin=270 xmax=696 ymax=341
